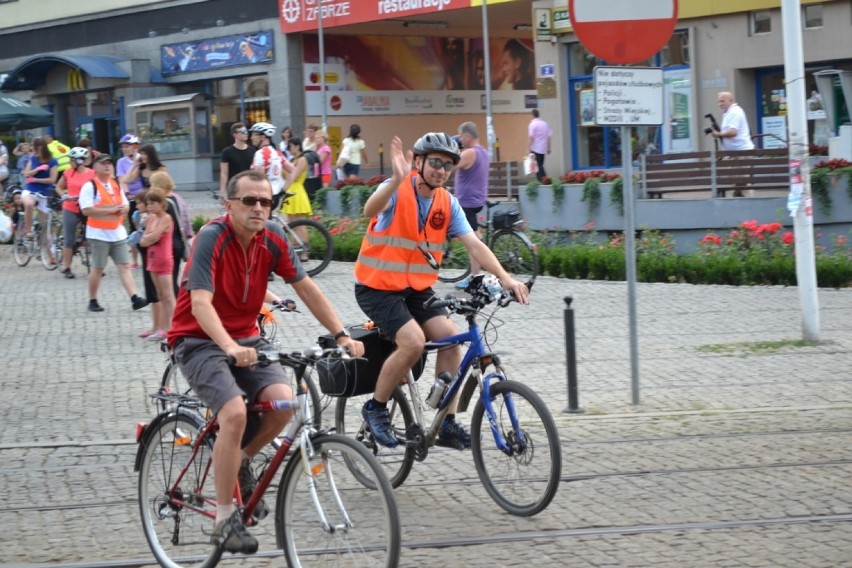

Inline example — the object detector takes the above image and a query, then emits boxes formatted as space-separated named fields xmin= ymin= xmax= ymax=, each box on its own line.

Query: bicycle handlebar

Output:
xmin=225 ymin=345 xmax=355 ymax=367
xmin=424 ymin=279 xmax=533 ymax=312
xmin=271 ymin=298 xmax=299 ymax=313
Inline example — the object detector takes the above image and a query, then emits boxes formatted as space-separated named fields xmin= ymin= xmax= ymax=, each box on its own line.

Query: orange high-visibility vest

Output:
xmin=86 ymin=178 xmax=124 ymax=230
xmin=355 ymin=173 xmax=451 ymax=291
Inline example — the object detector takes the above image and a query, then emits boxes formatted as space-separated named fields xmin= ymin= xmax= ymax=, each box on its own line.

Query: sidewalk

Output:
xmin=0 ymin=219 xmax=850 ymax=566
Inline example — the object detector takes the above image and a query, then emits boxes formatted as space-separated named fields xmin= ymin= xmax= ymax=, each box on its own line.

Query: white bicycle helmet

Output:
xmin=68 ymin=147 xmax=90 ymax=163
xmin=249 ymin=122 xmax=276 ymax=138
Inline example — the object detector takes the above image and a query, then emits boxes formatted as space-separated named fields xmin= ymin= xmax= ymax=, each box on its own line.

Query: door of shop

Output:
xmin=76 ymin=116 xmax=111 ymax=153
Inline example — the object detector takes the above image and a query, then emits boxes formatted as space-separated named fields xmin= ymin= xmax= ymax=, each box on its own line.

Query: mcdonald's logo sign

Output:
xmin=66 ymin=68 xmax=85 ymax=91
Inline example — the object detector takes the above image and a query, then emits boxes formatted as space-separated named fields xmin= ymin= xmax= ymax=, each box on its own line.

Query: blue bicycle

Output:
xmin=334 ymin=275 xmax=562 ymax=517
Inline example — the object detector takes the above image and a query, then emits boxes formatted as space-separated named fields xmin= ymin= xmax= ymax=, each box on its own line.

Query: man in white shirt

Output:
xmin=712 ymin=92 xmax=754 ymax=151
xmin=79 ymin=154 xmax=147 ymax=313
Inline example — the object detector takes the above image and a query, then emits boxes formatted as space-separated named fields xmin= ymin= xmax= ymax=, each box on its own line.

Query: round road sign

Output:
xmin=569 ymin=0 xmax=678 ymax=65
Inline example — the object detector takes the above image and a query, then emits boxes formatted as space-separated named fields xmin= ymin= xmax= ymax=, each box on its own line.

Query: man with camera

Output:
xmin=707 ymin=92 xmax=754 ymax=151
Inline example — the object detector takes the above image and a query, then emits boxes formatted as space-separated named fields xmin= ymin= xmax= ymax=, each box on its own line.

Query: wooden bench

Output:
xmin=640 ymin=148 xmax=789 ymax=198
xmin=447 ymin=160 xmax=529 ymax=200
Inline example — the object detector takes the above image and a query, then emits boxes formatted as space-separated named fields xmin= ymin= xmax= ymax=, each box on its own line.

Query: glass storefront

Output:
xmin=567 ymin=31 xmax=690 ymax=169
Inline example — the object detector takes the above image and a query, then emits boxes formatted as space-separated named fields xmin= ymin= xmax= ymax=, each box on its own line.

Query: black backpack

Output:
xmin=301 ymin=150 xmax=321 ymax=179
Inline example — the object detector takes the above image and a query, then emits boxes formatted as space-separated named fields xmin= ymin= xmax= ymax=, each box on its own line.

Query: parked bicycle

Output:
xmin=438 ymin=200 xmax=538 ymax=284
xmin=332 ymin=275 xmax=561 ymax=517
xmin=12 ymin=195 xmax=62 ymax=270
xmin=209 ymin=187 xmax=334 ymax=277
xmin=136 ymin=347 xmax=401 ymax=567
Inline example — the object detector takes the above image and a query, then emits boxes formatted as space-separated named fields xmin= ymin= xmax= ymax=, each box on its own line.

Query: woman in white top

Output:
xmin=341 ymin=123 xmax=368 ymax=179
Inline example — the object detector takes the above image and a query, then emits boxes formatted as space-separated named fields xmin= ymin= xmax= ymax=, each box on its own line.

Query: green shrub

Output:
xmin=191 ymin=215 xmax=210 ymax=233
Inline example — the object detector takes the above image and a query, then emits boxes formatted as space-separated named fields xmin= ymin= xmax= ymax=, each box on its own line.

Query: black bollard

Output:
xmin=564 ymin=295 xmax=584 ymax=414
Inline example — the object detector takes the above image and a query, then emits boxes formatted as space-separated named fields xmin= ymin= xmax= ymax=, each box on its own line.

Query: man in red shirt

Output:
xmin=167 ymin=170 xmax=363 ymax=554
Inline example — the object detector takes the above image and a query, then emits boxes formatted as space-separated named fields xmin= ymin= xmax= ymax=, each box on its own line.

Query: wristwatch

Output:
xmin=334 ymin=328 xmax=351 ymax=341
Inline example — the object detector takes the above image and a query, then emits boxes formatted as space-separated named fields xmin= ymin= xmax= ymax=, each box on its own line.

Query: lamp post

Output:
xmin=318 ymin=0 xmax=328 ymax=132
xmin=482 ymin=0 xmax=495 ymax=159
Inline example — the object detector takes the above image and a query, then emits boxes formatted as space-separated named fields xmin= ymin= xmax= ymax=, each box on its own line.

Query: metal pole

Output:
xmin=563 ymin=295 xmax=583 ymax=414
xmin=781 ymin=0 xmax=820 ymax=341
xmin=622 ymin=126 xmax=640 ymax=404
xmin=378 ymin=143 xmax=384 ymax=176
xmin=482 ymin=0 xmax=495 ymax=160
xmin=318 ymin=0 xmax=328 ymax=132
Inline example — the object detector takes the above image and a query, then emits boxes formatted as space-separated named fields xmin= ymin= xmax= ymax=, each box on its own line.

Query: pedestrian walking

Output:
xmin=528 ymin=109 xmax=552 ymax=182
xmin=340 ymin=124 xmax=368 ymax=179
xmin=453 ymin=121 xmax=488 ymax=289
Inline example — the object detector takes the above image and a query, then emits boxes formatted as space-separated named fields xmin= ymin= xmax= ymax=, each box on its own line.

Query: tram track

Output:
xmin=2 ymin=455 xmax=850 ymax=515
xmin=13 ymin=512 xmax=852 ymax=568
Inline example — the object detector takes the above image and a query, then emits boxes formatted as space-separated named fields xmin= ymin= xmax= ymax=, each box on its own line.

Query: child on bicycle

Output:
xmin=353 ymin=132 xmax=529 ymax=448
xmin=139 ymin=188 xmax=174 ymax=341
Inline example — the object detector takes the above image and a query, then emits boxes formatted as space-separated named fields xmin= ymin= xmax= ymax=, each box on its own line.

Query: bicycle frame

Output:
xmin=159 ymin=376 xmax=320 ymax=526
xmin=404 ymin=316 xmax=519 ymax=454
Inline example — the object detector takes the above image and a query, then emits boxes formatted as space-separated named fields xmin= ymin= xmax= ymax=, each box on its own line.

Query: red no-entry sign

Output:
xmin=569 ymin=0 xmax=679 ymax=65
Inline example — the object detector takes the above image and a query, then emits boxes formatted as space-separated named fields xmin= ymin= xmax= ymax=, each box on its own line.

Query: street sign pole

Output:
xmin=621 ymin=126 xmax=640 ymax=404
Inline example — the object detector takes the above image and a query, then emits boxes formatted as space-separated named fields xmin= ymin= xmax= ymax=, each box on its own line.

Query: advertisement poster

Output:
xmin=579 ymin=89 xmax=595 ymax=126
xmin=161 ymin=31 xmax=274 ymax=76
xmin=302 ymin=34 xmax=536 ymax=116
xmin=762 ymin=115 xmax=788 ymax=148
xmin=662 ymin=67 xmax=694 ymax=153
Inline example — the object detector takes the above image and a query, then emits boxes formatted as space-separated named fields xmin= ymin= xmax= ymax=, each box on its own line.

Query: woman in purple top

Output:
xmin=453 ymin=121 xmax=489 ymax=287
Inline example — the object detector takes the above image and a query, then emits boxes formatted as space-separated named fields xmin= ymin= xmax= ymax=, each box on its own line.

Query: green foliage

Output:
xmin=580 ymin=177 xmax=601 ymax=219
xmin=191 ymin=214 xmax=209 ymax=233
xmin=525 ymin=180 xmax=540 ymax=200
xmin=551 ymin=179 xmax=565 ymax=214
xmin=810 ymin=167 xmax=831 ymax=216
xmin=610 ymin=177 xmax=624 ymax=217
xmin=313 ymin=187 xmax=329 ymax=210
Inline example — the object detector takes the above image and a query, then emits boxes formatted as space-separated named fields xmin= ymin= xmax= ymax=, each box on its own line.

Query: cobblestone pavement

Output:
xmin=1 ymin=191 xmax=851 ymax=567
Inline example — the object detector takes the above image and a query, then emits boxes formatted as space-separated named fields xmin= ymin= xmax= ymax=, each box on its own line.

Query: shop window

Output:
xmin=803 ymin=5 xmax=823 ymax=29
xmin=568 ymin=44 xmax=597 ymax=76
xmin=660 ymin=31 xmax=690 ymax=67
xmin=751 ymin=11 xmax=771 ymax=35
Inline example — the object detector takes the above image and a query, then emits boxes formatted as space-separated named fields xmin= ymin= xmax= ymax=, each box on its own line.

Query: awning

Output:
xmin=127 ymin=93 xmax=209 ymax=108
xmin=0 ymin=96 xmax=53 ymax=129
xmin=1 ymin=54 xmax=129 ymax=91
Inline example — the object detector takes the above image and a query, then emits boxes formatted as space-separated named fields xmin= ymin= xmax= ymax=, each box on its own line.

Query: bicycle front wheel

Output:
xmin=277 ymin=433 xmax=401 ymax=568
xmin=489 ymin=230 xmax=538 ymax=283
xmin=334 ymin=388 xmax=415 ymax=489
xmin=12 ymin=226 xmax=34 ymax=267
xmin=470 ymin=380 xmax=562 ymax=517
xmin=159 ymin=362 xmax=195 ymax=413
xmin=287 ymin=218 xmax=334 ymax=277
xmin=138 ymin=411 xmax=222 ymax=568
xmin=436 ymin=236 xmax=470 ymax=283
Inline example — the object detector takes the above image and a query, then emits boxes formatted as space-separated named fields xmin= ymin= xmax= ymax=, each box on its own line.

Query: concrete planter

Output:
xmin=318 ymin=189 xmax=363 ymax=218
xmin=519 ymin=176 xmax=852 ymax=253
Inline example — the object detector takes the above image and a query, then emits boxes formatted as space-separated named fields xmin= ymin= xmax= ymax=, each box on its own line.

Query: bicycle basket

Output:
xmin=48 ymin=194 xmax=63 ymax=212
xmin=492 ymin=210 xmax=520 ymax=230
xmin=316 ymin=357 xmax=372 ymax=398
xmin=317 ymin=326 xmax=427 ymax=396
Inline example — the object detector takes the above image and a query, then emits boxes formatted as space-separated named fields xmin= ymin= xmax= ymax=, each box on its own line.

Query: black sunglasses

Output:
xmin=230 ymin=196 xmax=274 ymax=208
xmin=426 ymin=157 xmax=454 ymax=172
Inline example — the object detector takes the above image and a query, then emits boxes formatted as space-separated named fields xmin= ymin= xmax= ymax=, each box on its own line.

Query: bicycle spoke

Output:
xmin=471 ymin=380 xmax=561 ymax=517
xmin=490 ymin=231 xmax=538 ymax=283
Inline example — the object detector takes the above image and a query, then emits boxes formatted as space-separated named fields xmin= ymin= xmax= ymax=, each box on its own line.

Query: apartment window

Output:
xmin=803 ymin=4 xmax=823 ymax=29
xmin=751 ymin=10 xmax=772 ymax=35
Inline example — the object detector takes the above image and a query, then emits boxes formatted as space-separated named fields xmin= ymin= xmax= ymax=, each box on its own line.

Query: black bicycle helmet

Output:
xmin=412 ymin=132 xmax=461 ymax=165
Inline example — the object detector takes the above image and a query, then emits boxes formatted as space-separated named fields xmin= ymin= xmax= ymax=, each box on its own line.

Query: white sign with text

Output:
xmin=594 ymin=66 xmax=664 ymax=126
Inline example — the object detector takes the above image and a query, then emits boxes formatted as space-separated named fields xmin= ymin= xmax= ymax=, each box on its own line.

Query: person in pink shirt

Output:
xmin=314 ymin=130 xmax=332 ymax=188
xmin=527 ymin=109 xmax=552 ymax=182
xmin=139 ymin=188 xmax=175 ymax=341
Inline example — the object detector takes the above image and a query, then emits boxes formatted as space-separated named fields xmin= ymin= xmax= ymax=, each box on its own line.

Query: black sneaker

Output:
xmin=210 ymin=510 xmax=258 ymax=554
xmin=131 ymin=296 xmax=149 ymax=311
xmin=88 ymin=301 xmax=104 ymax=313
xmin=238 ymin=458 xmax=268 ymax=520
xmin=437 ymin=417 xmax=472 ymax=450
xmin=361 ymin=400 xmax=399 ymax=448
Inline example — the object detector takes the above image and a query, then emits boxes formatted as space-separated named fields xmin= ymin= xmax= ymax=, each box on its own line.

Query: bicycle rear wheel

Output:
xmin=334 ymin=388 xmax=415 ymax=489
xmin=470 ymin=379 xmax=561 ymax=516
xmin=287 ymin=218 xmax=334 ymax=277
xmin=489 ymin=230 xmax=538 ymax=283
xmin=436 ymin=236 xmax=471 ymax=283
xmin=76 ymin=237 xmax=91 ymax=275
xmin=277 ymin=433 xmax=401 ymax=567
xmin=12 ymin=225 xmax=34 ymax=266
xmin=138 ymin=410 xmax=222 ymax=568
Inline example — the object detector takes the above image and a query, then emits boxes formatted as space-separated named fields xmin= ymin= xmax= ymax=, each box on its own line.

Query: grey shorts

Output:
xmin=174 ymin=336 xmax=288 ymax=413
xmin=90 ymin=238 xmax=130 ymax=268
xmin=62 ymin=210 xmax=85 ymax=249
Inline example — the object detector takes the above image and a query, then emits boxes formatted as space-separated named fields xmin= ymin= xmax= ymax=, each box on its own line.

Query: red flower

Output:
xmin=765 ymin=222 xmax=782 ymax=234
xmin=837 ymin=235 xmax=847 ymax=247
xmin=741 ymin=219 xmax=759 ymax=231
xmin=700 ymin=234 xmax=721 ymax=246
xmin=782 ymin=232 xmax=794 ymax=245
